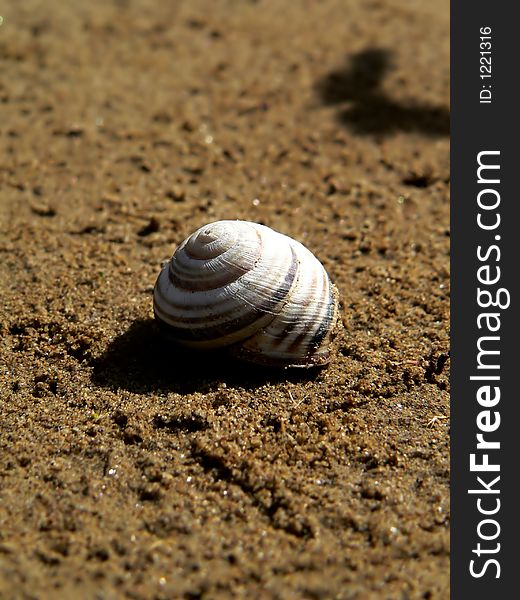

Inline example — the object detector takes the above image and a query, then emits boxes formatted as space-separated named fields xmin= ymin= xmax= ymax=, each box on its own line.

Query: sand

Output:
xmin=0 ymin=1 xmax=449 ymax=598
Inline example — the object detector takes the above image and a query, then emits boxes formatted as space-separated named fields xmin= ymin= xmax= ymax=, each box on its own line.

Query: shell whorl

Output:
xmin=153 ymin=220 xmax=339 ymax=368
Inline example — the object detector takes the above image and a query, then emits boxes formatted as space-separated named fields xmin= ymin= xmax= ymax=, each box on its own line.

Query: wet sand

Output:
xmin=0 ymin=1 xmax=449 ymax=598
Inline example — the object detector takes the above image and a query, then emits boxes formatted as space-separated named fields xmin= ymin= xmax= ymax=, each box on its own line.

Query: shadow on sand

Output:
xmin=90 ymin=319 xmax=320 ymax=395
xmin=316 ymin=48 xmax=449 ymax=137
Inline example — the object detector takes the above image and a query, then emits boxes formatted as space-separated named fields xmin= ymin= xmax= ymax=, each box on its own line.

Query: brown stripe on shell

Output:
xmin=266 ymin=255 xmax=321 ymax=351
xmin=167 ymin=259 xmax=250 ymax=292
xmin=166 ymin=226 xmax=263 ymax=292
xmin=154 ymin=231 xmax=286 ymax=322
xmin=233 ymin=278 xmax=337 ymax=368
xmin=154 ymin=270 xmax=266 ymax=324
xmin=154 ymin=245 xmax=299 ymax=344
xmin=285 ymin=266 xmax=326 ymax=355
xmin=305 ymin=280 xmax=338 ymax=353
xmin=238 ymin=260 xmax=337 ymax=366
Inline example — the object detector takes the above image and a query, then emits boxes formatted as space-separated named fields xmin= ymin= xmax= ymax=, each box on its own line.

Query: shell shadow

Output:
xmin=90 ymin=319 xmax=320 ymax=394
xmin=316 ymin=48 xmax=450 ymax=137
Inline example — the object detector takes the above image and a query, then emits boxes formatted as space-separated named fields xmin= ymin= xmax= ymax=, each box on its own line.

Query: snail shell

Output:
xmin=153 ymin=220 xmax=340 ymax=368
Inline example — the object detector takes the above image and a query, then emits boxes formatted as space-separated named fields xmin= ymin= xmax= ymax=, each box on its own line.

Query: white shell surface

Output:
xmin=153 ymin=220 xmax=339 ymax=367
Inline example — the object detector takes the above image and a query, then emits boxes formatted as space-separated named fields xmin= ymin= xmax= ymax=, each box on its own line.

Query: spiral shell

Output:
xmin=153 ymin=220 xmax=340 ymax=368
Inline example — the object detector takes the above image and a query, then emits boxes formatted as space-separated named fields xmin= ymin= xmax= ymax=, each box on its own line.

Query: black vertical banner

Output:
xmin=451 ymin=2 xmax=519 ymax=598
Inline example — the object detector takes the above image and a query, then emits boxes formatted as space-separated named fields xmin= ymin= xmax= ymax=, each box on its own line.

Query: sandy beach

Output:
xmin=0 ymin=1 xmax=449 ymax=597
